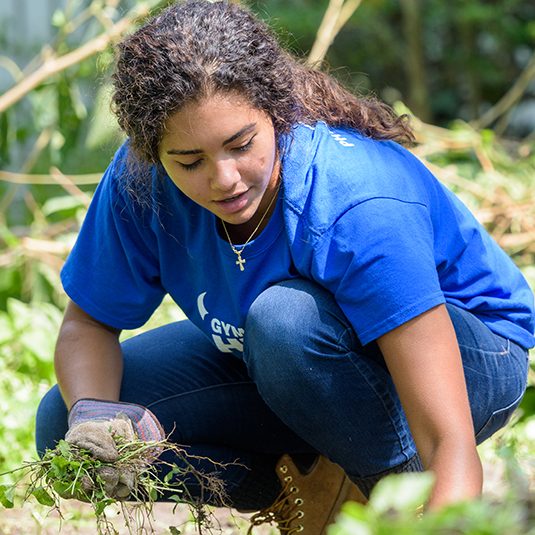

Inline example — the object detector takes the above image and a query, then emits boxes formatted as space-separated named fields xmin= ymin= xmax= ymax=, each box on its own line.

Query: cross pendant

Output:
xmin=236 ymin=253 xmax=246 ymax=271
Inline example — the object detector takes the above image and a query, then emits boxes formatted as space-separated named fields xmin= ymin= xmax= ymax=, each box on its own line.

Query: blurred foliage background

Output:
xmin=0 ymin=0 xmax=534 ymax=532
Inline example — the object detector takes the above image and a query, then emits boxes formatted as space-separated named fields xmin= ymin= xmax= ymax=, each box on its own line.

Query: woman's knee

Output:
xmin=243 ymin=280 xmax=317 ymax=389
xmin=35 ymin=385 xmax=68 ymax=457
xmin=245 ymin=278 xmax=350 ymax=351
xmin=246 ymin=280 xmax=310 ymax=334
xmin=243 ymin=278 xmax=354 ymax=392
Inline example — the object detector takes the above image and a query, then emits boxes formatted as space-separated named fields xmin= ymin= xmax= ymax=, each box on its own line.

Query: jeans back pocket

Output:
xmin=475 ymin=390 xmax=525 ymax=444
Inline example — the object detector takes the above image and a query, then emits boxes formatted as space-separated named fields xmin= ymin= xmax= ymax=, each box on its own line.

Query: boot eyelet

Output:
xmin=297 ymin=511 xmax=304 ymax=518
xmin=297 ymin=526 xmax=304 ymax=532
xmin=290 ymin=486 xmax=297 ymax=493
xmin=284 ymin=476 xmax=293 ymax=482
xmin=280 ymin=465 xmax=288 ymax=474
xmin=294 ymin=498 xmax=303 ymax=505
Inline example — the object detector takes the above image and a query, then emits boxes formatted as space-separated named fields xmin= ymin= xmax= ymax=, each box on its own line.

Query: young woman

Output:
xmin=35 ymin=1 xmax=534 ymax=532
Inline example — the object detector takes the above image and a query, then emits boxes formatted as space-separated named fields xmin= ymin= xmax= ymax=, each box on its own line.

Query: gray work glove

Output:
xmin=64 ymin=398 xmax=165 ymax=500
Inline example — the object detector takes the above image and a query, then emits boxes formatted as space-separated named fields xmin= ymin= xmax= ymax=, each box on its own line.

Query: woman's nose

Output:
xmin=211 ymin=158 xmax=240 ymax=191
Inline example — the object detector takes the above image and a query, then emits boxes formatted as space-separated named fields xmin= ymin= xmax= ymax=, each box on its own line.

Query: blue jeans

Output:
xmin=36 ymin=279 xmax=529 ymax=508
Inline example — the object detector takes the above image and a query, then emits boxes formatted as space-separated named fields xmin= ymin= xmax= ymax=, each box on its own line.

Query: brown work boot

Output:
xmin=247 ymin=454 xmax=367 ymax=534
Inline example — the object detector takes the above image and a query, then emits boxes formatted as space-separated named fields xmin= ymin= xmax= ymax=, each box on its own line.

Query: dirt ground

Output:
xmin=0 ymin=501 xmax=275 ymax=534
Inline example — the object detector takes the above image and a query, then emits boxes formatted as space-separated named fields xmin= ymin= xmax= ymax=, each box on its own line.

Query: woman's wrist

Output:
xmin=426 ymin=444 xmax=483 ymax=510
xmin=68 ymin=398 xmax=165 ymax=442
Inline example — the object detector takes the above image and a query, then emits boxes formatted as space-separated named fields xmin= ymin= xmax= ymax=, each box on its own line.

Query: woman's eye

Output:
xmin=179 ymin=160 xmax=202 ymax=171
xmin=234 ymin=136 xmax=255 ymax=153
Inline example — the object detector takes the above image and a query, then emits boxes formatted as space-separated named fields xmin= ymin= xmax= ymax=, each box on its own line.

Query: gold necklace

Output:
xmin=221 ymin=184 xmax=280 ymax=272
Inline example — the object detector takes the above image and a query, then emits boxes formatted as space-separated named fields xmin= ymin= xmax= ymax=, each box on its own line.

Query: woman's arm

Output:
xmin=55 ymin=300 xmax=123 ymax=410
xmin=377 ymin=304 xmax=483 ymax=509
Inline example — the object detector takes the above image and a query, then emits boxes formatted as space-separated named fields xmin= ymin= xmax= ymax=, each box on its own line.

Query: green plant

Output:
xmin=330 ymin=432 xmax=535 ymax=535
xmin=0 ymin=299 xmax=62 ymax=476
xmin=0 ymin=437 xmax=230 ymax=535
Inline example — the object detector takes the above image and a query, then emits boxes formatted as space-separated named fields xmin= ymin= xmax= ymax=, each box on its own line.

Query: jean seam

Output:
xmin=336 ymin=325 xmax=357 ymax=352
xmin=458 ymin=338 xmax=510 ymax=356
xmin=475 ymin=389 xmax=525 ymax=442
xmin=144 ymin=380 xmax=255 ymax=411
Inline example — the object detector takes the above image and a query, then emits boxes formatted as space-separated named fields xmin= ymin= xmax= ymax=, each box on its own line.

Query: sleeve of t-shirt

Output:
xmin=311 ymin=197 xmax=445 ymax=345
xmin=60 ymin=147 xmax=165 ymax=329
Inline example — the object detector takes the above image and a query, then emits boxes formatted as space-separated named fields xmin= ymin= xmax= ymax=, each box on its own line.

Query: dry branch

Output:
xmin=20 ymin=237 xmax=72 ymax=256
xmin=50 ymin=167 xmax=92 ymax=207
xmin=307 ymin=0 xmax=362 ymax=67
xmin=471 ymin=49 xmax=535 ymax=130
xmin=498 ymin=232 xmax=535 ymax=253
xmin=0 ymin=238 xmax=70 ymax=271
xmin=0 ymin=170 xmax=101 ymax=185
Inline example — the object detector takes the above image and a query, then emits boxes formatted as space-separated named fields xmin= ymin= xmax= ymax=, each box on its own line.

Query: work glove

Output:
xmin=64 ymin=398 xmax=165 ymax=500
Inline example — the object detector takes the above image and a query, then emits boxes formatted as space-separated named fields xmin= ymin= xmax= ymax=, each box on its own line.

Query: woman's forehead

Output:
xmin=160 ymin=93 xmax=273 ymax=150
xmin=164 ymin=94 xmax=267 ymax=132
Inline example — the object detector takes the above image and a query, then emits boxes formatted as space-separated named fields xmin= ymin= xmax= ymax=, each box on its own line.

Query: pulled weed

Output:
xmin=0 ymin=437 xmax=231 ymax=534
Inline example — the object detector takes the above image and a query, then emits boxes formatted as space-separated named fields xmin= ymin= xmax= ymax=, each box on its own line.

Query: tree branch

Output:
xmin=400 ymin=0 xmax=431 ymax=121
xmin=50 ymin=167 xmax=92 ymax=207
xmin=307 ymin=0 xmax=362 ymax=67
xmin=471 ymin=49 xmax=535 ymax=130
xmin=0 ymin=170 xmax=101 ymax=185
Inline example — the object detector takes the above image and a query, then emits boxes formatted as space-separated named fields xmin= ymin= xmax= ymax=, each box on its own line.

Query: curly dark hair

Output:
xmin=112 ymin=0 xmax=414 ymax=164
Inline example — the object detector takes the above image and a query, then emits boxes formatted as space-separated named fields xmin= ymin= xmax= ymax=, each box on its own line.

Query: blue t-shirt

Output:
xmin=61 ymin=122 xmax=535 ymax=351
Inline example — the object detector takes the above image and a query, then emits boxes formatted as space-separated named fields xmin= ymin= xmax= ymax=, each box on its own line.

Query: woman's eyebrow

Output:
xmin=222 ymin=123 xmax=256 ymax=146
xmin=166 ymin=123 xmax=257 ymax=156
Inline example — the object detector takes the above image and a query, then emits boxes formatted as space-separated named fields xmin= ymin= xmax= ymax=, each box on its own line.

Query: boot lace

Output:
xmin=247 ymin=463 xmax=305 ymax=534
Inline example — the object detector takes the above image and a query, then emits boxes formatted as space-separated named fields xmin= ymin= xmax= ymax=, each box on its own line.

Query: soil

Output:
xmin=0 ymin=501 xmax=273 ymax=534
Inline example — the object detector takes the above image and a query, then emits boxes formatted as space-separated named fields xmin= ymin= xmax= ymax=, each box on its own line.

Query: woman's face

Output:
xmin=159 ymin=93 xmax=280 ymax=235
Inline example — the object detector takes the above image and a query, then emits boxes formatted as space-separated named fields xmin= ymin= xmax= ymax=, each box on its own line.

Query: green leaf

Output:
xmin=94 ymin=498 xmax=114 ymax=516
xmin=69 ymin=461 xmax=81 ymax=471
xmin=369 ymin=472 xmax=435 ymax=514
xmin=50 ymin=455 xmax=70 ymax=477
xmin=52 ymin=480 xmax=73 ymax=498
xmin=57 ymin=440 xmax=72 ymax=457
xmin=42 ymin=196 xmax=85 ymax=217
xmin=85 ymin=83 xmax=121 ymax=150
xmin=0 ymin=108 xmax=9 ymax=164
xmin=169 ymin=527 xmax=182 ymax=535
xmin=329 ymin=500 xmax=375 ymax=535
xmin=29 ymin=85 xmax=58 ymax=131
xmin=0 ymin=485 xmax=15 ymax=508
xmin=0 ymin=224 xmax=20 ymax=248
xmin=518 ymin=385 xmax=535 ymax=422
xmin=6 ymin=299 xmax=33 ymax=331
xmin=0 ymin=314 xmax=12 ymax=344
xmin=32 ymin=486 xmax=56 ymax=506
xmin=328 ymin=513 xmax=372 ymax=535
xmin=51 ymin=9 xmax=66 ymax=28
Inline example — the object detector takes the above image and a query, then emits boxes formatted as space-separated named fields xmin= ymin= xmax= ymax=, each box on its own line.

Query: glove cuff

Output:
xmin=68 ymin=398 xmax=165 ymax=442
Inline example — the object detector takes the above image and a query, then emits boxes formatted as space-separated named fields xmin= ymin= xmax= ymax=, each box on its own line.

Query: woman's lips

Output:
xmin=214 ymin=190 xmax=249 ymax=214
